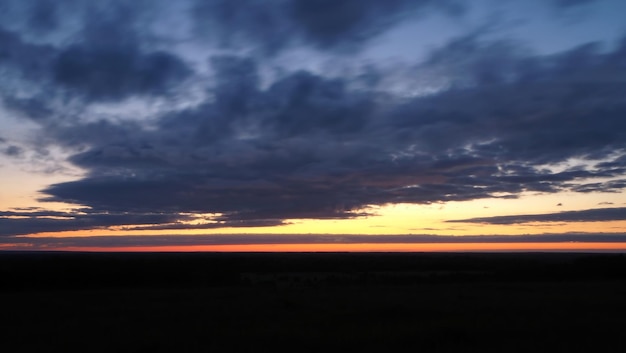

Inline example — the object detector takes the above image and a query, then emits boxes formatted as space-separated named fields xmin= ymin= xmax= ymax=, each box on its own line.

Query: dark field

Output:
xmin=2 ymin=252 xmax=626 ymax=352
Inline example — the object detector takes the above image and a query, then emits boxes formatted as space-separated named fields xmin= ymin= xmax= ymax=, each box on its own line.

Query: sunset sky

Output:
xmin=1 ymin=0 xmax=626 ymax=251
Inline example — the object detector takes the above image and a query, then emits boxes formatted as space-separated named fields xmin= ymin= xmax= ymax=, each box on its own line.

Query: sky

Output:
xmin=1 ymin=0 xmax=626 ymax=252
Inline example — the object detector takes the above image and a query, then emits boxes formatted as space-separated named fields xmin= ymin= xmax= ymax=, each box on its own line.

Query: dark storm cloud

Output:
xmin=27 ymin=0 xmax=58 ymax=32
xmin=0 ymin=1 xmax=192 ymax=108
xmin=449 ymin=207 xmax=626 ymax=225
xmin=1 ymin=1 xmax=625 ymax=236
xmin=23 ymin=34 xmax=626 ymax=230
xmin=407 ymin=37 xmax=626 ymax=164
xmin=31 ymin=35 xmax=626 ymax=233
xmin=287 ymin=0 xmax=465 ymax=50
xmin=1 ymin=96 xmax=54 ymax=121
xmin=191 ymin=0 xmax=465 ymax=53
xmin=52 ymin=44 xmax=191 ymax=102
xmin=0 ymin=26 xmax=54 ymax=80
xmin=51 ymin=5 xmax=192 ymax=102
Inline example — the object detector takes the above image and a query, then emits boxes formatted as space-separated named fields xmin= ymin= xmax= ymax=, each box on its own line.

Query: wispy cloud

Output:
xmin=5 ymin=232 xmax=626 ymax=250
xmin=448 ymin=207 xmax=626 ymax=225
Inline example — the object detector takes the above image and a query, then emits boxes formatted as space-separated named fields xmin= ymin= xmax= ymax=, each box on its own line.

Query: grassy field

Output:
xmin=2 ymin=252 xmax=626 ymax=352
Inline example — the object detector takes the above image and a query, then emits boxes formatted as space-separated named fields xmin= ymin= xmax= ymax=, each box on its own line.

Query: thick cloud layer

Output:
xmin=38 ymin=39 xmax=626 ymax=228
xmin=1 ymin=0 xmax=625 ymax=236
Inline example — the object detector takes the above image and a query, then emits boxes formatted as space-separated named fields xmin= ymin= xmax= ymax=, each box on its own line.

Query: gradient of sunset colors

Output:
xmin=1 ymin=0 xmax=626 ymax=251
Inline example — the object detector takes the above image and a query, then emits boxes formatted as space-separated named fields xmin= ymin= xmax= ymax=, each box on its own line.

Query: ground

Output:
xmin=2 ymin=252 xmax=626 ymax=352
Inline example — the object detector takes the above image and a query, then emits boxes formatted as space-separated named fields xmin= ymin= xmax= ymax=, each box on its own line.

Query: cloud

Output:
xmin=0 ymin=209 xmax=189 ymax=236
xmin=52 ymin=45 xmax=191 ymax=102
xmin=26 ymin=39 xmax=626 ymax=228
xmin=52 ymin=5 xmax=191 ymax=101
xmin=26 ymin=35 xmax=626 ymax=231
xmin=190 ymin=0 xmax=466 ymax=54
xmin=0 ymin=26 xmax=54 ymax=81
xmin=0 ymin=1 xmax=625 ymax=236
xmin=3 ymin=232 xmax=626 ymax=249
xmin=3 ymin=145 xmax=23 ymax=157
xmin=448 ymin=207 xmax=626 ymax=225
xmin=0 ymin=2 xmax=192 ymax=111
xmin=570 ymin=180 xmax=626 ymax=193
xmin=27 ymin=0 xmax=59 ymax=33
xmin=0 ymin=208 xmax=291 ymax=236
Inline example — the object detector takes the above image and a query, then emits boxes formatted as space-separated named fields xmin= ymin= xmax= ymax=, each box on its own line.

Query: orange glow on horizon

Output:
xmin=6 ymin=242 xmax=626 ymax=253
